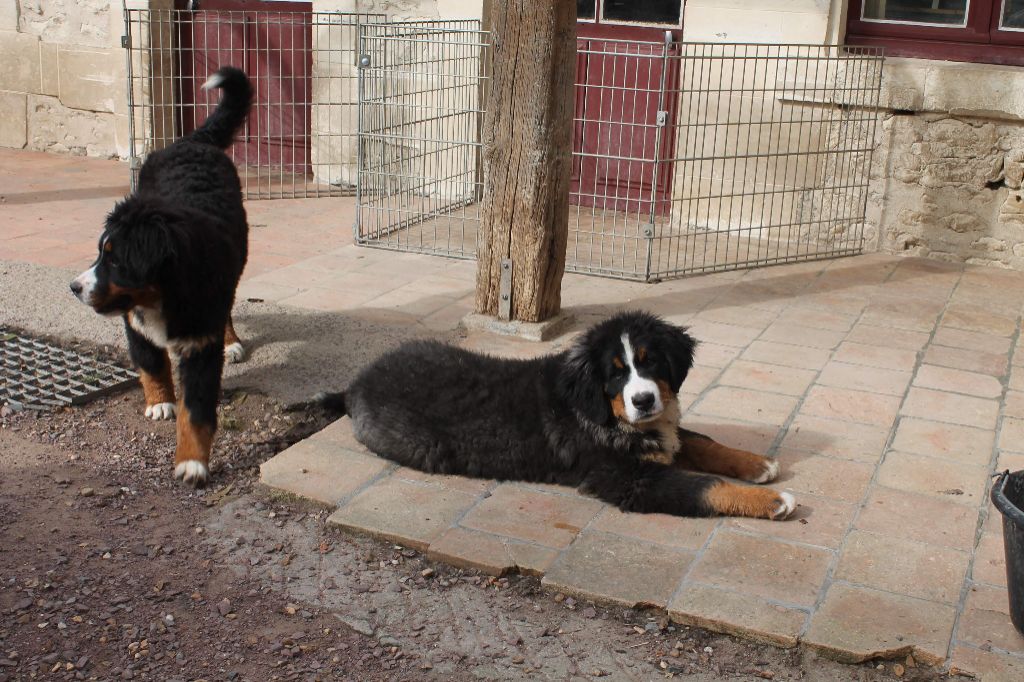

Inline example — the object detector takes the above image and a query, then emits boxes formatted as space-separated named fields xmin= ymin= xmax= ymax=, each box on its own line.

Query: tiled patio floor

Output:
xmin=260 ymin=253 xmax=1024 ymax=677
xmin=3 ymin=149 xmax=1023 ymax=678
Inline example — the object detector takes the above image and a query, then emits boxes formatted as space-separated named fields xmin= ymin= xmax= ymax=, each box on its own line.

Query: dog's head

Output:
xmin=558 ymin=311 xmax=697 ymax=428
xmin=70 ymin=198 xmax=178 ymax=316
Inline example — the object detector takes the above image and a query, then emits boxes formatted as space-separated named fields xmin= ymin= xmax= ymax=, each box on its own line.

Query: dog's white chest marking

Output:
xmin=130 ymin=308 xmax=216 ymax=356
xmin=130 ymin=306 xmax=170 ymax=348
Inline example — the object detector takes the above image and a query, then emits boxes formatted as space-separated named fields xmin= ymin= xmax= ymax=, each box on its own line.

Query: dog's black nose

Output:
xmin=70 ymin=281 xmax=83 ymax=295
xmin=632 ymin=392 xmax=656 ymax=411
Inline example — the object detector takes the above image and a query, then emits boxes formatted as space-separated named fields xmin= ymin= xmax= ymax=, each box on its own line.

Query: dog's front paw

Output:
xmin=224 ymin=342 xmax=246 ymax=364
xmin=145 ymin=402 xmax=176 ymax=420
xmin=770 ymin=492 xmax=796 ymax=521
xmin=749 ymin=457 xmax=780 ymax=484
xmin=174 ymin=460 xmax=209 ymax=487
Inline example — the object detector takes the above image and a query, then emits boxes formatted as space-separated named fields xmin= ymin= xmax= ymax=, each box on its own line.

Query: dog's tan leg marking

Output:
xmin=676 ymin=431 xmax=779 ymax=483
xmin=704 ymin=481 xmax=795 ymax=520
xmin=138 ymin=349 xmax=176 ymax=421
xmin=224 ymin=316 xmax=245 ymax=363
xmin=174 ymin=402 xmax=212 ymax=486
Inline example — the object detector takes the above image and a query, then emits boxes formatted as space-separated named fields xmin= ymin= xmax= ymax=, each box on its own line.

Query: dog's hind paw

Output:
xmin=224 ymin=342 xmax=246 ymax=364
xmin=770 ymin=492 xmax=796 ymax=521
xmin=145 ymin=402 xmax=176 ymax=420
xmin=174 ymin=460 xmax=209 ymax=487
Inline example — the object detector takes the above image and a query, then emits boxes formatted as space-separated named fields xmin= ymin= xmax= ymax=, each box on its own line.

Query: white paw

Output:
xmin=224 ymin=342 xmax=246 ymax=364
xmin=174 ymin=460 xmax=209 ymax=487
xmin=145 ymin=402 xmax=176 ymax=420
xmin=771 ymin=492 xmax=796 ymax=521
xmin=752 ymin=458 xmax=780 ymax=484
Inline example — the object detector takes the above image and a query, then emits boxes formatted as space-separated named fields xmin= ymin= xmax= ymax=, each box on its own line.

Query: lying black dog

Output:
xmin=317 ymin=311 xmax=795 ymax=520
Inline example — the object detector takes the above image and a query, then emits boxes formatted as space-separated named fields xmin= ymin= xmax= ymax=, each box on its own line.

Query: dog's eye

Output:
xmin=106 ymin=255 xmax=120 ymax=268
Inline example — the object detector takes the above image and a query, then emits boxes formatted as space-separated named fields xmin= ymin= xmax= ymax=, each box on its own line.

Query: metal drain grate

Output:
xmin=0 ymin=328 xmax=138 ymax=410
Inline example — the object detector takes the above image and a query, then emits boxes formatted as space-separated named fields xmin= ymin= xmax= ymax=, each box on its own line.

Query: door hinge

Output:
xmin=643 ymin=223 xmax=655 ymax=238
xmin=358 ymin=54 xmax=371 ymax=68
xmin=656 ymin=111 xmax=668 ymax=127
xmin=498 ymin=259 xmax=512 ymax=321
xmin=121 ymin=35 xmax=130 ymax=49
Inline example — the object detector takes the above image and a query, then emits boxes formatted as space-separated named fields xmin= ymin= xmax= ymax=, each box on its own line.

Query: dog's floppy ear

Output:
xmin=117 ymin=206 xmax=179 ymax=283
xmin=558 ymin=345 xmax=611 ymax=426
xmin=663 ymin=325 xmax=697 ymax=394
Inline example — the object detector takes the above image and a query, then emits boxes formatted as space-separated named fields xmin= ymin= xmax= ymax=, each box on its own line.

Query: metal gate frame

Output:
xmin=354 ymin=22 xmax=885 ymax=282
xmin=355 ymin=20 xmax=487 ymax=258
xmin=123 ymin=7 xmax=383 ymax=199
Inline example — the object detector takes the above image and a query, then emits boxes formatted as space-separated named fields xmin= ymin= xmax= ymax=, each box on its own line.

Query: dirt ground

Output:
xmin=0 ymin=380 xmax=958 ymax=682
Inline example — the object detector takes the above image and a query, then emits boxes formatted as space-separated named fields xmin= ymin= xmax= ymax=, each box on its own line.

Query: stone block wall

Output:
xmin=868 ymin=60 xmax=1024 ymax=269
xmin=0 ymin=0 xmax=132 ymax=158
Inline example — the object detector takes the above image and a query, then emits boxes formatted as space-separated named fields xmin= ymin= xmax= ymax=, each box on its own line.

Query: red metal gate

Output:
xmin=177 ymin=0 xmax=312 ymax=173
xmin=571 ymin=3 xmax=682 ymax=217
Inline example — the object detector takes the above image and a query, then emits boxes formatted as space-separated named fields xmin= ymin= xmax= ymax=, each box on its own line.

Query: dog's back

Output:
xmin=136 ymin=66 xmax=253 ymax=232
xmin=343 ymin=341 xmax=563 ymax=480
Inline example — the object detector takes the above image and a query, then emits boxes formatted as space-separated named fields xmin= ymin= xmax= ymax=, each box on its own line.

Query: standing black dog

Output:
xmin=317 ymin=311 xmax=796 ymax=520
xmin=70 ymin=66 xmax=252 ymax=487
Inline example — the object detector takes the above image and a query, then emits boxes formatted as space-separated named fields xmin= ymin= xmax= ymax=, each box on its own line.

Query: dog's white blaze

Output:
xmin=71 ymin=266 xmax=98 ymax=304
xmin=620 ymin=332 xmax=663 ymax=423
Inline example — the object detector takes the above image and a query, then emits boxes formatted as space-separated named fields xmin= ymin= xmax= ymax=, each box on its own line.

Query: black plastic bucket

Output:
xmin=991 ymin=469 xmax=1024 ymax=636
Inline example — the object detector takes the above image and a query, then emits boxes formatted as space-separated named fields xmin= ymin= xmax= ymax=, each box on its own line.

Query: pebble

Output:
xmin=79 ymin=488 xmax=94 ymax=497
xmin=217 ymin=599 xmax=232 ymax=616
xmin=420 ymin=568 xmax=435 ymax=578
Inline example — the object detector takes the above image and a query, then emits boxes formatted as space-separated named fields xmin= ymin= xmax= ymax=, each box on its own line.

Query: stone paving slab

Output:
xmin=803 ymin=583 xmax=958 ymax=665
xmin=541 ymin=531 xmax=695 ymax=609
xmin=668 ymin=583 xmax=807 ymax=648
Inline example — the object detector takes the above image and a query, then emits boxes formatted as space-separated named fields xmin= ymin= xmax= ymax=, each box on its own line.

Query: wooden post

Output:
xmin=475 ymin=0 xmax=575 ymax=323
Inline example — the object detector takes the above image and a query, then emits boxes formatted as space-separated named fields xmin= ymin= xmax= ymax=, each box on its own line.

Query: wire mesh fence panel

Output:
xmin=124 ymin=8 xmax=382 ymax=199
xmin=355 ymin=20 xmax=487 ymax=258
xmin=652 ymin=43 xmax=885 ymax=279
xmin=568 ymin=36 xmax=675 ymax=279
xmin=354 ymin=29 xmax=883 ymax=281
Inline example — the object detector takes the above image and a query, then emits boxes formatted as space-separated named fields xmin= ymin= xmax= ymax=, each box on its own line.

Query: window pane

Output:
xmin=603 ymin=0 xmax=681 ymax=25
xmin=578 ymin=0 xmax=596 ymax=20
xmin=1003 ymin=0 xmax=1024 ymax=29
xmin=862 ymin=0 xmax=968 ymax=26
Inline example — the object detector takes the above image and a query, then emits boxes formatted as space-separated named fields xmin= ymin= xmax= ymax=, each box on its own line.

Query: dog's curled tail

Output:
xmin=191 ymin=66 xmax=253 ymax=149
xmin=314 ymin=391 xmax=347 ymax=416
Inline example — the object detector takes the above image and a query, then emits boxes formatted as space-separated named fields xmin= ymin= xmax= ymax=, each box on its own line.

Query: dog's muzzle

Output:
xmin=70 ymin=267 xmax=97 ymax=305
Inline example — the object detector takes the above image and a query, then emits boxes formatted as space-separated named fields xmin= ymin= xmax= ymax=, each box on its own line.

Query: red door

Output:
xmin=572 ymin=1 xmax=682 ymax=217
xmin=177 ymin=0 xmax=312 ymax=173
